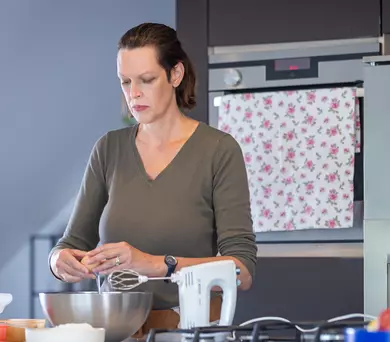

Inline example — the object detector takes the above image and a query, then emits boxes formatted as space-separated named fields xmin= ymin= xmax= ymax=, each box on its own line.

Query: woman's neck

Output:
xmin=137 ymin=110 xmax=197 ymax=147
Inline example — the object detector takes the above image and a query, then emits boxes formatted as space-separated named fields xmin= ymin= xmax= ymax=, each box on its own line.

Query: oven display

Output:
xmin=274 ymin=57 xmax=311 ymax=71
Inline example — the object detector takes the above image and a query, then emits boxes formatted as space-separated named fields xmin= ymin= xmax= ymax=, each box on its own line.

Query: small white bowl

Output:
xmin=0 ymin=293 xmax=12 ymax=314
xmin=25 ymin=323 xmax=105 ymax=342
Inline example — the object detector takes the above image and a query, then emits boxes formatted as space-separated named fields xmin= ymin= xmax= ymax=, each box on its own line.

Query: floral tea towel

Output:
xmin=218 ymin=87 xmax=358 ymax=232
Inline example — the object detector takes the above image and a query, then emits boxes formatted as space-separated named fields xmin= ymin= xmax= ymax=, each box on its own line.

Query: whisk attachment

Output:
xmin=107 ymin=269 xmax=171 ymax=291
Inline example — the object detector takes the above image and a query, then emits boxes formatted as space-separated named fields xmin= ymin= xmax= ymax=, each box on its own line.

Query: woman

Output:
xmin=49 ymin=22 xmax=257 ymax=333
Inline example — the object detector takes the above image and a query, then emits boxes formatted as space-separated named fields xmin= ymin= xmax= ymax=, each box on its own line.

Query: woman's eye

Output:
xmin=143 ymin=78 xmax=155 ymax=84
xmin=121 ymin=80 xmax=130 ymax=85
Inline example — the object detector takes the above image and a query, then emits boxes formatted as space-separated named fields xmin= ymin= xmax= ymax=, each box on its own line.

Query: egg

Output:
xmin=81 ymin=256 xmax=101 ymax=271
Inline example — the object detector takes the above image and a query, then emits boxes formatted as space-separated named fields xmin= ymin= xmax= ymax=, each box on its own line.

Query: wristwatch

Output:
xmin=164 ymin=255 xmax=178 ymax=282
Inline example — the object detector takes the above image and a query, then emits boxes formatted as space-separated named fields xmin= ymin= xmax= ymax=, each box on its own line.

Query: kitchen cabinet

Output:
xmin=208 ymin=0 xmax=380 ymax=47
xmin=383 ymin=0 xmax=390 ymax=33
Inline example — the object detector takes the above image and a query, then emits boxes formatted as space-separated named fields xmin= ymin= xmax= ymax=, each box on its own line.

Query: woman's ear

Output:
xmin=171 ymin=62 xmax=185 ymax=88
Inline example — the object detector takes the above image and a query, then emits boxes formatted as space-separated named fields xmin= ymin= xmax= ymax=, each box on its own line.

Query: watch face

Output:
xmin=165 ymin=255 xmax=177 ymax=266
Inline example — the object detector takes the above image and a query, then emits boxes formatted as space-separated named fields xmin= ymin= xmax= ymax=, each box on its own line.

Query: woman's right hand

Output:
xmin=51 ymin=248 xmax=96 ymax=282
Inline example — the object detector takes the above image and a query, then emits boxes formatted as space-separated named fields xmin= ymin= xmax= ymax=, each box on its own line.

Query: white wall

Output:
xmin=0 ymin=0 xmax=176 ymax=319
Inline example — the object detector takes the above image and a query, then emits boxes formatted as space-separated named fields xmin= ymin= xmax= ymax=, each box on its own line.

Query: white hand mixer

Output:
xmin=107 ymin=260 xmax=240 ymax=329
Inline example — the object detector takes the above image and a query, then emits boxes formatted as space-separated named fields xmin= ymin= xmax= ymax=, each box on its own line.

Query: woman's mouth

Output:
xmin=132 ymin=105 xmax=149 ymax=112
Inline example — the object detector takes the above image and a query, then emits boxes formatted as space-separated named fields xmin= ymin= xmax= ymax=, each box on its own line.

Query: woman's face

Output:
xmin=117 ymin=46 xmax=183 ymax=124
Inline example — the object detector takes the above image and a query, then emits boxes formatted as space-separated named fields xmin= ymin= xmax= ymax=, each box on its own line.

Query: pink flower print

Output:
xmin=262 ymin=185 xmax=272 ymax=199
xmin=284 ymin=220 xmax=295 ymax=230
xmin=300 ymin=218 xmax=306 ymax=224
xmin=321 ymin=141 xmax=327 ymax=148
xmin=321 ymin=95 xmax=329 ymax=102
xmin=281 ymin=211 xmax=286 ymax=217
xmin=223 ymin=102 xmax=230 ymax=112
xmin=322 ymin=208 xmax=328 ymax=215
xmin=261 ymin=208 xmax=273 ymax=219
xmin=300 ymin=106 xmax=306 ymax=112
xmin=300 ymin=173 xmax=306 ymax=179
xmin=305 ymin=159 xmax=315 ymax=172
xmin=345 ymin=101 xmax=351 ymax=108
xmin=305 ymin=136 xmax=315 ymax=150
xmin=300 ymin=151 xmax=305 ymax=157
xmin=243 ymin=93 xmax=253 ymax=100
xmin=283 ymin=176 xmax=294 ymax=185
xmin=325 ymin=172 xmax=338 ymax=183
xmin=281 ymin=122 xmax=287 ymax=128
xmin=306 ymin=91 xmax=316 ymax=104
xmin=262 ymin=140 xmax=272 ymax=154
xmin=348 ymin=155 xmax=354 ymax=167
xmin=285 ymin=148 xmax=296 ymax=163
xmin=286 ymin=103 xmax=296 ymax=117
xmin=277 ymin=190 xmax=284 ymax=196
xmin=304 ymin=114 xmax=315 ymax=125
xmin=283 ymin=129 xmax=297 ymax=142
xmin=304 ymin=181 xmax=314 ymax=194
xmin=344 ymin=148 xmax=350 ymax=154
xmin=327 ymin=189 xmax=338 ymax=205
xmin=257 ymin=111 xmax=263 ymax=117
xmin=348 ymin=201 xmax=354 ymax=212
xmin=262 ymin=163 xmax=273 ymax=175
xmin=286 ymin=90 xmax=295 ymax=96
xmin=257 ymin=176 xmax=263 ymax=182
xmin=324 ymin=117 xmax=330 ymax=124
xmin=330 ymin=98 xmax=340 ymax=112
xmin=345 ymin=216 xmax=351 ymax=222
xmin=286 ymin=192 xmax=294 ymax=206
xmin=302 ymin=204 xmax=314 ymax=216
xmin=263 ymin=96 xmax=273 ymax=108
xmin=328 ymin=144 xmax=339 ymax=159
xmin=301 ymin=127 xmax=307 ymax=134
xmin=244 ymin=111 xmax=253 ymax=120
xmin=320 ymin=187 xmax=325 ymax=193
xmin=258 ymin=220 xmax=264 ymax=227
xmin=244 ymin=152 xmax=252 ymax=164
xmin=356 ymin=119 xmax=361 ymax=129
xmin=280 ymin=167 xmax=287 ymax=174
xmin=325 ymin=217 xmax=341 ymax=229
xmin=343 ymin=193 xmax=349 ymax=200
xmin=220 ymin=124 xmax=231 ymax=133
xmin=242 ymin=135 xmax=253 ymax=145
xmin=278 ymin=100 xmax=284 ymax=107
xmin=256 ymin=155 xmax=262 ymax=162
xmin=261 ymin=118 xmax=273 ymax=130
xmin=345 ymin=169 xmax=351 ymax=176
xmin=327 ymin=125 xmax=340 ymax=137
xmin=299 ymin=196 xmax=305 ymax=202
xmin=236 ymin=105 xmax=242 ymax=111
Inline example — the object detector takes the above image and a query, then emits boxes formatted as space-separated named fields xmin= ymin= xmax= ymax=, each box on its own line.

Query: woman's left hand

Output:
xmin=84 ymin=242 xmax=151 ymax=275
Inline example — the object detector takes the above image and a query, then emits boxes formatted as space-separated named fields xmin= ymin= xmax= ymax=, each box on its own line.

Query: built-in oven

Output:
xmin=207 ymin=37 xmax=381 ymax=245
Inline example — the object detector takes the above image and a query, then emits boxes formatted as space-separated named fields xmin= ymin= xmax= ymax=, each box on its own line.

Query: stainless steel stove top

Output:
xmin=122 ymin=319 xmax=366 ymax=342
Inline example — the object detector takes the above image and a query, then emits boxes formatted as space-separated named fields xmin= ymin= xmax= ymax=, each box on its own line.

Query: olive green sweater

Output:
xmin=49 ymin=122 xmax=257 ymax=309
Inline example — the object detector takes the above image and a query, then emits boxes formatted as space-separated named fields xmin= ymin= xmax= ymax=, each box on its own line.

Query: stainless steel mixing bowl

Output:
xmin=39 ymin=291 xmax=153 ymax=342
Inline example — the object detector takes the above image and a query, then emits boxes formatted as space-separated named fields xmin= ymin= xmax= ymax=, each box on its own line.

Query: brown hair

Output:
xmin=118 ymin=22 xmax=196 ymax=112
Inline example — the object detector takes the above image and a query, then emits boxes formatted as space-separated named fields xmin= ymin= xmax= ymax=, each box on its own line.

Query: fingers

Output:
xmin=55 ymin=249 xmax=95 ymax=282
xmin=86 ymin=248 xmax=121 ymax=264
xmin=87 ymin=243 xmax=118 ymax=257
xmin=92 ymin=257 xmax=120 ymax=274
xmin=70 ymin=249 xmax=88 ymax=260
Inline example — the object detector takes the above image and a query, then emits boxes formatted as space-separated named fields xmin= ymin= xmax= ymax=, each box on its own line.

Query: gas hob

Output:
xmin=124 ymin=319 xmax=367 ymax=342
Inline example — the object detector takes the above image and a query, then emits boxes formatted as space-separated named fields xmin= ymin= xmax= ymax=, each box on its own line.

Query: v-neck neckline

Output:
xmin=130 ymin=122 xmax=203 ymax=185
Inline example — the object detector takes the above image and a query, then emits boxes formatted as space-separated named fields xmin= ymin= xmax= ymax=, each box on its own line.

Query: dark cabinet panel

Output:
xmin=234 ymin=257 xmax=363 ymax=323
xmin=176 ymin=0 xmax=209 ymax=123
xmin=209 ymin=0 xmax=380 ymax=46
xmin=383 ymin=0 xmax=390 ymax=33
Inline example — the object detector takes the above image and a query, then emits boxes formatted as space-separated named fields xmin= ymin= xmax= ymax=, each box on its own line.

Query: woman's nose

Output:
xmin=130 ymin=84 xmax=142 ymax=98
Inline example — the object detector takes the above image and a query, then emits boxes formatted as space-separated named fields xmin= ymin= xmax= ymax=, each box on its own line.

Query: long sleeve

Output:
xmin=49 ymin=134 xmax=109 ymax=263
xmin=212 ymin=134 xmax=258 ymax=278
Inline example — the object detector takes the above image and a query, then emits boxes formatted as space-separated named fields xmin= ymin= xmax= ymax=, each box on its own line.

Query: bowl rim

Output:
xmin=38 ymin=291 xmax=153 ymax=295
